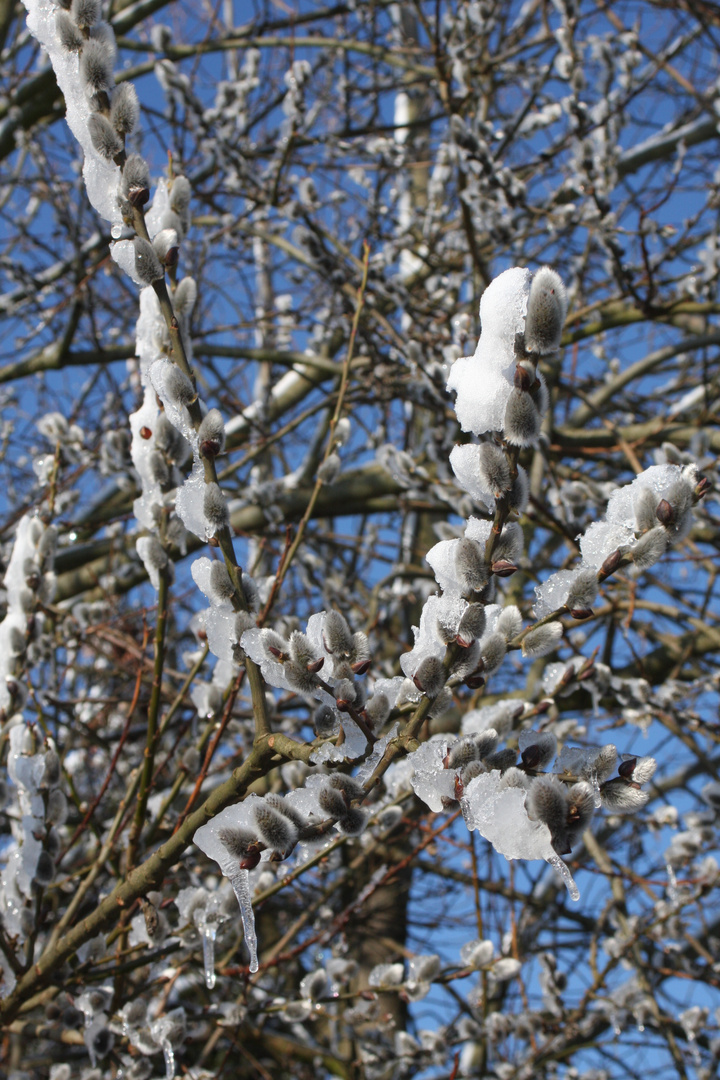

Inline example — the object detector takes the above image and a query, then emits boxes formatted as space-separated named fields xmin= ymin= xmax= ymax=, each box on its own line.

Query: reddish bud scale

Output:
xmin=514 ymin=364 xmax=533 ymax=391
xmin=618 ymin=757 xmax=637 ymax=778
xmin=570 ymin=608 xmax=593 ymax=620
xmin=655 ymin=498 xmax=674 ymax=526
xmin=351 ymin=658 xmax=371 ymax=675
xmin=140 ymin=426 xmax=152 ymax=439
xmin=307 ymin=656 xmax=324 ymax=673
xmin=600 ymin=548 xmax=623 ymax=576
xmin=465 ymin=673 xmax=485 ymax=689
xmin=491 ymin=560 xmax=518 ymax=577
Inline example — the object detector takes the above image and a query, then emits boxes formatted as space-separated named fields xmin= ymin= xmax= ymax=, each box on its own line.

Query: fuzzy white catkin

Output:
xmin=496 ymin=605 xmax=522 ymax=641
xmin=631 ymin=525 xmax=667 ymax=571
xmin=253 ymin=802 xmax=298 ymax=854
xmin=56 ymin=11 xmax=82 ymax=50
xmin=72 ymin=0 xmax=100 ymax=29
xmin=521 ymin=621 xmax=563 ymax=657
xmin=163 ymin=364 xmax=195 ymax=406
xmin=87 ymin=113 xmax=122 ymax=160
xmin=133 ymin=236 xmax=164 ymax=284
xmin=565 ymin=569 xmax=598 ymax=610
xmin=198 ymin=409 xmax=226 ymax=456
xmin=121 ymin=154 xmax=150 ymax=198
xmin=203 ymin=483 xmax=229 ymax=531
xmin=504 ymin=389 xmax=541 ymax=447
xmin=478 ymin=443 xmax=511 ymax=495
xmin=323 ymin=610 xmax=354 ymax=655
xmin=80 ymin=38 xmax=114 ymax=92
xmin=523 ymin=267 xmax=567 ymax=355
xmin=480 ymin=632 xmax=507 ymax=672
xmin=457 ymin=602 xmax=486 ymax=644
xmin=110 ymin=82 xmax=139 ymax=134
xmin=413 ymin=655 xmax=445 ymax=699
xmin=455 ymin=537 xmax=490 ymax=591
xmin=209 ymin=560 xmax=235 ymax=601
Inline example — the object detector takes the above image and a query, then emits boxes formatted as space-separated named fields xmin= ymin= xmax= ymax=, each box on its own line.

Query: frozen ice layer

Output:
xmin=426 ymin=517 xmax=493 ymax=594
xmin=447 ymin=267 xmax=531 ymax=436
xmin=406 ymin=737 xmax=453 ymax=812
xmin=399 ymin=594 xmax=466 ymax=680
xmin=580 ymin=521 xmax=634 ymax=569
xmin=460 ymin=771 xmax=579 ymax=899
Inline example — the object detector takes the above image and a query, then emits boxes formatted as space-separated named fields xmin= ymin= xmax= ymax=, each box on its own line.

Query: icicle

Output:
xmin=161 ymin=1037 xmax=175 ymax=1080
xmin=228 ymin=869 xmax=258 ymax=972
xmin=202 ymin=925 xmax=217 ymax=990
xmin=546 ymin=853 xmax=580 ymax=901
xmin=589 ymin=769 xmax=602 ymax=809
xmin=666 ymin=862 xmax=681 ymax=905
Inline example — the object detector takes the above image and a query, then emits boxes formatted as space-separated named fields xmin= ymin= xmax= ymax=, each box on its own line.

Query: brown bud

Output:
xmin=351 ymin=659 xmax=372 ymax=675
xmin=618 ymin=757 xmax=637 ymax=778
xmin=521 ymin=745 xmax=543 ymax=769
xmin=491 ymin=560 xmax=518 ymax=577
xmin=576 ymin=664 xmax=596 ymax=682
xmin=600 ymin=548 xmax=623 ymax=576
xmin=696 ymin=475 xmax=711 ymax=499
xmin=655 ymin=498 xmax=674 ymax=526
xmin=570 ymin=608 xmax=593 ymax=620
xmin=306 ymin=657 xmax=325 ymax=673
xmin=454 ymin=774 xmax=465 ymax=801
xmin=535 ymin=699 xmax=552 ymax=714
xmin=514 ymin=364 xmax=533 ymax=391
xmin=140 ymin=426 xmax=152 ymax=439
xmin=465 ymin=673 xmax=486 ymax=689
xmin=268 ymin=645 xmax=286 ymax=661
xmin=128 ymin=184 xmax=150 ymax=207
xmin=240 ymin=849 xmax=261 ymax=871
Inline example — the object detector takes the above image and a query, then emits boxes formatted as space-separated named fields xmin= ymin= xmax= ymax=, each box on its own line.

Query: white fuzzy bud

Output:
xmin=328 ymin=773 xmax=364 ymax=801
xmin=365 ymin=692 xmax=390 ymax=728
xmin=521 ymin=621 xmax=563 ymax=657
xmin=173 ymin=276 xmax=197 ymax=319
xmin=524 ymin=267 xmax=567 ymax=355
xmin=323 ymin=610 xmax=354 ymax=656
xmin=455 ymin=537 xmax=490 ymax=592
xmin=496 ymin=605 xmax=522 ymax=641
xmin=627 ymin=756 xmax=656 ymax=784
xmin=264 ymin=793 xmax=309 ymax=835
xmin=152 ymin=228 xmax=179 ymax=265
xmin=600 ymin=778 xmax=649 ymax=813
xmin=413 ymin=655 xmax=445 ymax=699
xmin=203 ymin=483 xmax=230 ymax=531
xmin=478 ymin=443 xmax=511 ymax=496
xmin=218 ymin=826 xmax=257 ymax=861
xmin=289 ymin=631 xmax=318 ymax=668
xmin=163 ymin=363 xmax=195 ymax=406
xmin=335 ymin=417 xmax=351 ymax=446
xmin=72 ymin=0 xmax=99 ymax=29
xmin=87 ymin=113 xmax=122 ymax=160
xmin=565 ymin=569 xmax=598 ymax=611
xmin=198 ymin=409 xmax=226 ymax=458
xmin=317 ymin=452 xmax=341 ymax=484
xmin=451 ymin=639 xmax=481 ymax=679
xmin=56 ymin=11 xmax=83 ymax=51
xmin=133 ymin=236 xmax=165 ymax=283
xmin=509 ymin=465 xmax=529 ymax=512
xmin=110 ymin=82 xmax=139 ymax=135
xmin=170 ymin=175 xmax=192 ymax=213
xmin=338 ymin=807 xmax=367 ymax=835
xmin=527 ymin=775 xmax=569 ymax=852
xmin=318 ymin=782 xmax=347 ymax=817
xmin=80 ymin=38 xmax=114 ymax=93
xmin=631 ymin=526 xmax=667 ymax=572
xmin=480 ymin=632 xmax=507 ymax=673
xmin=457 ymin=603 xmax=486 ymax=645
xmin=209 ymin=560 xmax=235 ymax=602
xmin=121 ymin=154 xmax=150 ymax=200
xmin=449 ymin=738 xmax=479 ymax=770
xmin=253 ymin=802 xmax=298 ymax=855
xmin=473 ymin=729 xmax=500 ymax=759
xmin=634 ymin=486 xmax=658 ymax=533
xmin=504 ymin=389 xmax=541 ymax=447
xmin=565 ymin=781 xmax=595 ymax=843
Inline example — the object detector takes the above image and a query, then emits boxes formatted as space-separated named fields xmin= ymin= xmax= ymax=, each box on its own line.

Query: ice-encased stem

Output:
xmin=228 ymin=869 xmax=258 ymax=973
xmin=546 ymin=853 xmax=580 ymax=901
xmin=161 ymin=1037 xmax=175 ymax=1080
xmin=203 ymin=926 xmax=217 ymax=990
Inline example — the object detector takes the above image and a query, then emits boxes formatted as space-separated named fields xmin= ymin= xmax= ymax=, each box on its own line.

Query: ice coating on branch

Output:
xmin=426 ymin=517 xmax=493 ymax=594
xmin=191 ymin=556 xmax=239 ymax=663
xmin=21 ymin=0 xmax=121 ymax=224
xmin=460 ymin=771 xmax=579 ymax=899
xmin=400 ymin=594 xmax=466 ymax=680
xmin=447 ymin=268 xmax=531 ymax=436
xmin=449 ymin=444 xmax=500 ymax=510
xmin=606 ymin=463 xmax=693 ymax=530
xmin=407 ymin=737 xmax=455 ymax=811
xmin=193 ymin=798 xmax=265 ymax=972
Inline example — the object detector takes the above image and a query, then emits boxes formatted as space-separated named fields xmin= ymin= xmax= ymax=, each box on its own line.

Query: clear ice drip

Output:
xmin=229 ymin=869 xmax=258 ymax=973
xmin=202 ymin=926 xmax=217 ymax=990
xmin=161 ymin=1039 xmax=175 ymax=1080
xmin=546 ymin=853 xmax=580 ymax=901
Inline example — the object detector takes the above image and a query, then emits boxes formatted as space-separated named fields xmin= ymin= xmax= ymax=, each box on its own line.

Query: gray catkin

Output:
xmin=483 ymin=748 xmax=517 ymax=772
xmin=323 ymin=609 xmax=354 ymax=655
xmin=170 ymin=175 xmax=192 ymax=214
xmin=154 ymin=413 xmax=189 ymax=464
xmin=365 ymin=692 xmax=390 ymax=727
xmin=478 ymin=443 xmax=511 ymax=496
xmin=34 ymin=850 xmax=55 ymax=886
xmin=457 ymin=602 xmax=486 ymax=644
xmin=509 ymin=465 xmax=529 ymax=513
xmin=148 ymin=450 xmax=169 ymax=486
xmin=121 ymin=154 xmax=150 ymax=198
xmin=448 ymin=739 xmax=479 ymax=770
xmin=198 ymin=409 xmax=226 ymax=456
xmin=631 ymin=526 xmax=667 ymax=571
xmin=209 ymin=560 xmax=235 ymax=601
xmin=218 ymin=826 xmax=257 ymax=860
xmin=480 ymin=631 xmax=507 ymax=672
xmin=318 ymin=783 xmax=347 ymax=817
xmin=565 ymin=569 xmax=598 ymax=610
xmin=451 ymin=639 xmax=481 ymax=679
xmin=264 ymin=793 xmax=309 ymax=832
xmin=504 ymin=389 xmax=541 ymax=447
xmin=327 ymin=773 xmax=364 ymax=801
xmin=521 ymin=621 xmax=563 ymax=657
xmin=80 ymin=39 xmax=114 ymax=93
xmin=313 ymin=704 xmax=338 ymax=736
xmin=413 ymin=655 xmax=445 ymax=699
xmin=289 ymin=630 xmax=317 ymax=668
xmin=173 ymin=276 xmax=197 ymax=319
xmin=565 ymin=782 xmax=596 ymax=840
xmin=133 ymin=236 xmax=164 ymax=284
xmin=203 ymin=483 xmax=229 ymax=531
xmin=56 ymin=11 xmax=83 ymax=51
xmin=599 ymin=778 xmax=649 ymax=813
xmin=253 ymin=802 xmax=298 ymax=853
xmin=152 ymin=228 xmax=179 ymax=264
xmin=455 ymin=537 xmax=490 ymax=592
xmin=523 ymin=267 xmax=567 ymax=355
xmin=338 ymin=807 xmax=367 ymax=835
xmin=143 ymin=535 xmax=167 ymax=571
xmin=527 ymin=775 xmax=568 ymax=837
xmin=72 ymin=0 xmax=100 ymax=29
xmin=496 ymin=605 xmax=522 ymax=641
xmin=110 ymin=83 xmax=140 ymax=135
xmin=473 ymin=730 xmax=500 ymax=759
xmin=163 ymin=363 xmax=195 ymax=406
xmin=633 ymin=486 xmax=658 ymax=533
xmin=87 ymin=114 xmax=122 ymax=160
